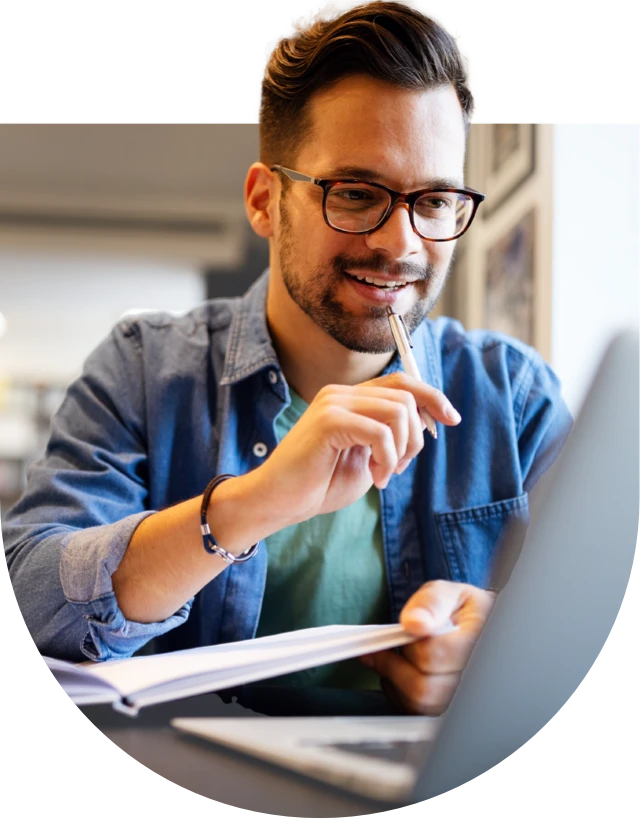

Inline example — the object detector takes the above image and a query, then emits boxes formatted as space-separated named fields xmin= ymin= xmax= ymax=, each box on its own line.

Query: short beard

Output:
xmin=278 ymin=199 xmax=449 ymax=354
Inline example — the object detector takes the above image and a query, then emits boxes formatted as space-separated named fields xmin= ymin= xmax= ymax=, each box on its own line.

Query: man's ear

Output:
xmin=244 ymin=162 xmax=277 ymax=238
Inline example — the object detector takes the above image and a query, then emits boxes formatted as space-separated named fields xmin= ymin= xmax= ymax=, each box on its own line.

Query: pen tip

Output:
xmin=386 ymin=306 xmax=394 ymax=316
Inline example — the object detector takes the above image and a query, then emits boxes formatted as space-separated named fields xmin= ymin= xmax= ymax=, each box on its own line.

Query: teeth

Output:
xmin=350 ymin=272 xmax=406 ymax=289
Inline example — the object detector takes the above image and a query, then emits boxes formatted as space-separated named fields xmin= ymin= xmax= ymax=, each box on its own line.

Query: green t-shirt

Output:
xmin=255 ymin=387 xmax=389 ymax=689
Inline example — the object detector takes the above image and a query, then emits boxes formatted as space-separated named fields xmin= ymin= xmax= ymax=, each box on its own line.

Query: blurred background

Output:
xmin=0 ymin=124 xmax=637 ymax=511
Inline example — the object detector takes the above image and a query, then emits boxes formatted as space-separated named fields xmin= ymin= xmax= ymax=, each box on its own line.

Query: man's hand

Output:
xmin=252 ymin=373 xmax=461 ymax=528
xmin=360 ymin=581 xmax=495 ymax=715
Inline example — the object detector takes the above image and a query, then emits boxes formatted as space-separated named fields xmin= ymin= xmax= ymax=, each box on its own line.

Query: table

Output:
xmin=81 ymin=685 xmax=640 ymax=818
xmin=81 ymin=685 xmax=405 ymax=816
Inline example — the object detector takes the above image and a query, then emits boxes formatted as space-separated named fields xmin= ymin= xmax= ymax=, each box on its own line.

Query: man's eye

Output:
xmin=326 ymin=186 xmax=382 ymax=212
xmin=415 ymin=195 xmax=455 ymax=218
xmin=423 ymin=196 xmax=451 ymax=209
xmin=332 ymin=188 xmax=375 ymax=202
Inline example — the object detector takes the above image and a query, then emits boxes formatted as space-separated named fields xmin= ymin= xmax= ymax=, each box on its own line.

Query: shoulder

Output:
xmin=421 ymin=317 xmax=572 ymax=490
xmin=78 ymin=297 xmax=244 ymax=392
xmin=114 ymin=298 xmax=239 ymax=350
xmin=428 ymin=315 xmax=540 ymax=364
xmin=429 ymin=315 xmax=550 ymax=376
xmin=424 ymin=316 xmax=564 ymax=420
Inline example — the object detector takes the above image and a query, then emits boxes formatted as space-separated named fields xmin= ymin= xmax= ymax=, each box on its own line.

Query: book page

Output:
xmin=83 ymin=624 xmax=411 ymax=698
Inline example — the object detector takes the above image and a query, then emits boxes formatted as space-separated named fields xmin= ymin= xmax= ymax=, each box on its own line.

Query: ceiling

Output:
xmin=0 ymin=124 xmax=259 ymax=201
xmin=0 ymin=125 xmax=260 ymax=265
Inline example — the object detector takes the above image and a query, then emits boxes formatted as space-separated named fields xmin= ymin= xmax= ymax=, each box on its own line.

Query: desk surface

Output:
xmin=76 ymin=685 xmax=640 ymax=818
xmin=81 ymin=685 xmax=404 ymax=816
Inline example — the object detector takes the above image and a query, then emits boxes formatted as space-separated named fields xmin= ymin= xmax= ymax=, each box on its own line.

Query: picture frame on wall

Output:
xmin=446 ymin=124 xmax=551 ymax=360
xmin=479 ymin=124 xmax=536 ymax=217
xmin=484 ymin=208 xmax=536 ymax=345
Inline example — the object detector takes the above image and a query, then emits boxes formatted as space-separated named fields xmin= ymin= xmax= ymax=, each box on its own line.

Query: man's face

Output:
xmin=271 ymin=75 xmax=467 ymax=354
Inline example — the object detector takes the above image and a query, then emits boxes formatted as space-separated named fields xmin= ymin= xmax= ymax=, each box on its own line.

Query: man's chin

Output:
xmin=322 ymin=312 xmax=409 ymax=355
xmin=335 ymin=336 xmax=398 ymax=355
xmin=321 ymin=300 xmax=433 ymax=354
xmin=310 ymin=303 xmax=391 ymax=354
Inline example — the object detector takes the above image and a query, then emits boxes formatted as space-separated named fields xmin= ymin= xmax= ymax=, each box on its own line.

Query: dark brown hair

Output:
xmin=260 ymin=1 xmax=473 ymax=166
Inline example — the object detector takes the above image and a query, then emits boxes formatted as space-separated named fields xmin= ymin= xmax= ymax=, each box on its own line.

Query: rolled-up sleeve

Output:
xmin=3 ymin=321 xmax=192 ymax=662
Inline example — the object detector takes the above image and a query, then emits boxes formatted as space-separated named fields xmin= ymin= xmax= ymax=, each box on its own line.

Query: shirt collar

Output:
xmin=219 ymin=269 xmax=280 ymax=386
xmin=220 ymin=267 xmax=441 ymax=391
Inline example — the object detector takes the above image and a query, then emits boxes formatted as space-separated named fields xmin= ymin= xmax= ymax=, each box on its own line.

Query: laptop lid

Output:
xmin=411 ymin=330 xmax=639 ymax=802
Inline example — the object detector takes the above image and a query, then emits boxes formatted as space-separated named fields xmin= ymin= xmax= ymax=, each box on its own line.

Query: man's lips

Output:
xmin=341 ymin=271 xmax=417 ymax=304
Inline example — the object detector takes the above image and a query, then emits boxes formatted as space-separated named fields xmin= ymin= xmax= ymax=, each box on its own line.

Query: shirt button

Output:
xmin=253 ymin=442 xmax=268 ymax=458
xmin=268 ymin=370 xmax=279 ymax=385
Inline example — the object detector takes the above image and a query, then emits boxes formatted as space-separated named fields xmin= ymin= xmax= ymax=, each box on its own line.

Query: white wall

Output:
xmin=0 ymin=125 xmax=257 ymax=386
xmin=0 ymin=251 xmax=205 ymax=383
xmin=551 ymin=126 xmax=639 ymax=415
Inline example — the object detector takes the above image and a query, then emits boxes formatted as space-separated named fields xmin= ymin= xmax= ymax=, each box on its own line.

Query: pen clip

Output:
xmin=397 ymin=313 xmax=413 ymax=349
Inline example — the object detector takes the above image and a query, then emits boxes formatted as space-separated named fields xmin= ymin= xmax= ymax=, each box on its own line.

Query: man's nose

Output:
xmin=364 ymin=202 xmax=424 ymax=259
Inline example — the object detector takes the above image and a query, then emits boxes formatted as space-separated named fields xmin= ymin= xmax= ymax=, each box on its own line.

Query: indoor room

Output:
xmin=1 ymin=120 xmax=637 ymax=815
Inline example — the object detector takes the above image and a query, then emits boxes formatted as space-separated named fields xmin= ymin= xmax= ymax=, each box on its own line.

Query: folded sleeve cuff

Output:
xmin=59 ymin=511 xmax=193 ymax=661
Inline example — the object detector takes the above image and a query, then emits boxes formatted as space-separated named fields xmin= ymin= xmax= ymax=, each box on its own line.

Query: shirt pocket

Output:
xmin=434 ymin=494 xmax=529 ymax=588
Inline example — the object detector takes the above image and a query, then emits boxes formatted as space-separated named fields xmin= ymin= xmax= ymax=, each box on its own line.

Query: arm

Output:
xmin=4 ymin=322 xmax=186 ymax=661
xmin=5 ymin=342 xmax=460 ymax=654
xmin=111 ymin=470 xmax=279 ymax=623
xmin=113 ymin=373 xmax=461 ymax=622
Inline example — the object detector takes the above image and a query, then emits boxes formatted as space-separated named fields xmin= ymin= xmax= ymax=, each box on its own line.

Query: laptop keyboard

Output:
xmin=302 ymin=738 xmax=431 ymax=765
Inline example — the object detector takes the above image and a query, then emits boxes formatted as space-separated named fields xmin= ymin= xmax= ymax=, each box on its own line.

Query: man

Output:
xmin=4 ymin=1 xmax=571 ymax=715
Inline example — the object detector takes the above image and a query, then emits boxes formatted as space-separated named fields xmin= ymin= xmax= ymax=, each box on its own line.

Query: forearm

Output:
xmin=4 ymin=511 xmax=187 ymax=662
xmin=111 ymin=468 xmax=284 ymax=623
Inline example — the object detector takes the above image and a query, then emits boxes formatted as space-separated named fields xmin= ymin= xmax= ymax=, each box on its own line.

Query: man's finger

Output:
xmin=361 ymin=373 xmax=461 ymax=426
xmin=361 ymin=649 xmax=460 ymax=715
xmin=400 ymin=579 xmax=470 ymax=636
xmin=401 ymin=629 xmax=477 ymax=675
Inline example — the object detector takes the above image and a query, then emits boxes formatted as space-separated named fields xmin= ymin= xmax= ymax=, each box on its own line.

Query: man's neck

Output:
xmin=266 ymin=278 xmax=394 ymax=404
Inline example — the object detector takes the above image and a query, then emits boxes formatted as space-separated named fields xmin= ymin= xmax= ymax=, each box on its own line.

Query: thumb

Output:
xmin=400 ymin=580 xmax=465 ymax=636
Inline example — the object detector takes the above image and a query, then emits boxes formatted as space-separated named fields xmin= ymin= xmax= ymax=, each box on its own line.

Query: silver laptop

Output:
xmin=173 ymin=330 xmax=639 ymax=805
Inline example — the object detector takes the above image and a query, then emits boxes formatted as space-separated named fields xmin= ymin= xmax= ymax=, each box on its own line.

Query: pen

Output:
xmin=386 ymin=306 xmax=438 ymax=440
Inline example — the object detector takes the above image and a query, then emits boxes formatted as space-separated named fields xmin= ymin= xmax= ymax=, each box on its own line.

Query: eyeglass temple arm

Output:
xmin=270 ymin=165 xmax=319 ymax=184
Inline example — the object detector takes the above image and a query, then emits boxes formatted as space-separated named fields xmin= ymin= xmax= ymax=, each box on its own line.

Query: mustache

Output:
xmin=332 ymin=253 xmax=435 ymax=281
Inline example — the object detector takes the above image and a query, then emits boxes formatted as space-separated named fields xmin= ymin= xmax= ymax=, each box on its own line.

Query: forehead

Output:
xmin=297 ymin=75 xmax=466 ymax=188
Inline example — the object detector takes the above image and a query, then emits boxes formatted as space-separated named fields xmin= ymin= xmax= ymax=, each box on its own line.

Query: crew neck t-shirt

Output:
xmin=255 ymin=387 xmax=389 ymax=689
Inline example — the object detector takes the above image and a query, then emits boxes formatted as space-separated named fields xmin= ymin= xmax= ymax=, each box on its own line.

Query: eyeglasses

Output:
xmin=271 ymin=165 xmax=486 ymax=242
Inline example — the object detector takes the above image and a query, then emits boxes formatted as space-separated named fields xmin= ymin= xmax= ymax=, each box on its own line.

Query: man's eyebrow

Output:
xmin=320 ymin=166 xmax=465 ymax=189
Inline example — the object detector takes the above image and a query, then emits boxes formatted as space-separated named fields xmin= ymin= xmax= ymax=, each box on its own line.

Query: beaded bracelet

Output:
xmin=200 ymin=474 xmax=260 ymax=563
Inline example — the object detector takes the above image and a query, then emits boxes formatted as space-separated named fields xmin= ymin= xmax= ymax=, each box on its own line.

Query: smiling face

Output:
xmin=267 ymin=75 xmax=467 ymax=354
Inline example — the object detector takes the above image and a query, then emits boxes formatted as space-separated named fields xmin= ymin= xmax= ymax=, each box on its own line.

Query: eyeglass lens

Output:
xmin=324 ymin=182 xmax=474 ymax=239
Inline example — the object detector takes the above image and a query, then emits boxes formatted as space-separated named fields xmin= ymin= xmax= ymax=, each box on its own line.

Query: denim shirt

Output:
xmin=4 ymin=271 xmax=572 ymax=662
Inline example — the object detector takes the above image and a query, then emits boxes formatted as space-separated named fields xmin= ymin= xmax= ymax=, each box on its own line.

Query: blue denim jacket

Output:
xmin=4 ymin=271 xmax=572 ymax=662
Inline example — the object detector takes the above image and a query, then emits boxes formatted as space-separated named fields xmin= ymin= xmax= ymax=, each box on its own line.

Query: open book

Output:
xmin=45 ymin=623 xmax=418 ymax=716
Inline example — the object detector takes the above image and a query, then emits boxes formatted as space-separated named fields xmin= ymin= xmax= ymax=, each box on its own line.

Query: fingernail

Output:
xmin=445 ymin=405 xmax=462 ymax=424
xmin=395 ymin=458 xmax=410 ymax=474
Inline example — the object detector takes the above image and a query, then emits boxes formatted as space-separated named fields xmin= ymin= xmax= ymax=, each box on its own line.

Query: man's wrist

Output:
xmin=204 ymin=467 xmax=294 ymax=555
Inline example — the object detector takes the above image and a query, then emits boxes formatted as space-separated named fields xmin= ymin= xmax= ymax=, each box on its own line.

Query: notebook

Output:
xmin=46 ymin=623 xmax=419 ymax=716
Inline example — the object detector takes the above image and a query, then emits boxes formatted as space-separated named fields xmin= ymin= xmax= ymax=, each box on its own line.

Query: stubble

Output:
xmin=277 ymin=198 xmax=450 ymax=354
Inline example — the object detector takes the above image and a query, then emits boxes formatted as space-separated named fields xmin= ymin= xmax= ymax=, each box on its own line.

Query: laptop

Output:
xmin=172 ymin=330 xmax=639 ymax=805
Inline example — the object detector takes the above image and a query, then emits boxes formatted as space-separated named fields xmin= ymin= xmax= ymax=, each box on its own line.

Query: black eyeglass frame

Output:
xmin=270 ymin=165 xmax=486 ymax=242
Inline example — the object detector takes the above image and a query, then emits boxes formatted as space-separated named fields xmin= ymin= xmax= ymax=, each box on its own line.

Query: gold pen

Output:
xmin=386 ymin=306 xmax=438 ymax=440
